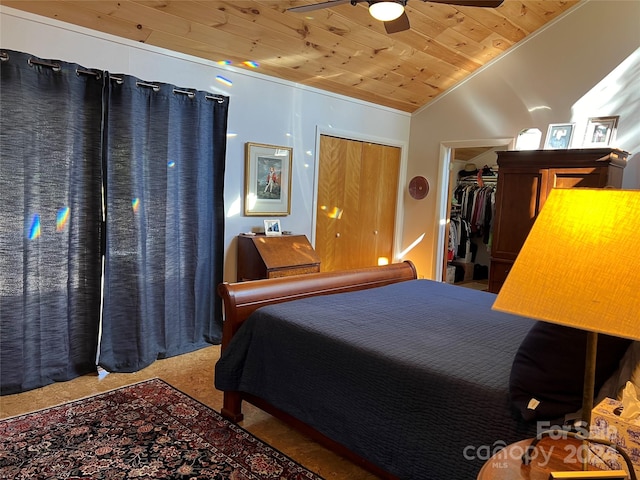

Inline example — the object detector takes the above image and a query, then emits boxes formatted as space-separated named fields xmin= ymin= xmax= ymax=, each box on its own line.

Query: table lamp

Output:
xmin=493 ymin=188 xmax=640 ymax=478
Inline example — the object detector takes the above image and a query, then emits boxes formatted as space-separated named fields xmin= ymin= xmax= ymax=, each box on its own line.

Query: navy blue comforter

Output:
xmin=215 ymin=279 xmax=539 ymax=479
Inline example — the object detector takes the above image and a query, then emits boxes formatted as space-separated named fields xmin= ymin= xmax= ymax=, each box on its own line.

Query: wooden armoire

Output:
xmin=488 ymin=148 xmax=629 ymax=293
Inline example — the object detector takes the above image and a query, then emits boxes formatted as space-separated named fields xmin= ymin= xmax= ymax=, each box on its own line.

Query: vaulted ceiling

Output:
xmin=1 ymin=0 xmax=580 ymax=112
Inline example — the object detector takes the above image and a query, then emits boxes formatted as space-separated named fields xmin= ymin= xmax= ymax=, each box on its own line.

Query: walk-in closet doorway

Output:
xmin=435 ymin=139 xmax=513 ymax=283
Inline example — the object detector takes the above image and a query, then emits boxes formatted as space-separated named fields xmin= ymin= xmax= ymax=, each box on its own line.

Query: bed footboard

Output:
xmin=218 ymin=260 xmax=417 ymax=349
xmin=217 ymin=261 xmax=417 ymax=421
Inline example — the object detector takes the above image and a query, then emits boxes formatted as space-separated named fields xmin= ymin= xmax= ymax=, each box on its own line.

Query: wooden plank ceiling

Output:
xmin=1 ymin=0 xmax=580 ymax=112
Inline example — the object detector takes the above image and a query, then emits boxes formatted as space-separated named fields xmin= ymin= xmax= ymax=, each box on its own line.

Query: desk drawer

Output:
xmin=268 ymin=265 xmax=320 ymax=278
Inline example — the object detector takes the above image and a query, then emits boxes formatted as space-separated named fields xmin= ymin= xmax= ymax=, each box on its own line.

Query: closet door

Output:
xmin=361 ymin=142 xmax=400 ymax=266
xmin=316 ymin=135 xmax=400 ymax=271
xmin=316 ymin=135 xmax=363 ymax=271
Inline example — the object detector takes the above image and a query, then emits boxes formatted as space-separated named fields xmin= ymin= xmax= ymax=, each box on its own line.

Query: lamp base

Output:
xmin=523 ymin=430 xmax=636 ymax=480
xmin=549 ymin=472 xmax=628 ymax=479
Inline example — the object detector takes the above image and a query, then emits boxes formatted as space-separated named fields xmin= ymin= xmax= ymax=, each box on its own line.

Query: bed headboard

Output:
xmin=218 ymin=261 xmax=417 ymax=349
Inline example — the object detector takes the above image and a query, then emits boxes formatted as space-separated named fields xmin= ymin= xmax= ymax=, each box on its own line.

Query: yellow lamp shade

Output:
xmin=493 ymin=188 xmax=640 ymax=341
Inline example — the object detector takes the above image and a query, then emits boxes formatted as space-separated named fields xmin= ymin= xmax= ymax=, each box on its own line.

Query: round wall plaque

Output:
xmin=408 ymin=175 xmax=429 ymax=200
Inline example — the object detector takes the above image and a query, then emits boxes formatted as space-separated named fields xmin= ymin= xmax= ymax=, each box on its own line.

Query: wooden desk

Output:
xmin=236 ymin=234 xmax=320 ymax=281
xmin=477 ymin=437 xmax=606 ymax=480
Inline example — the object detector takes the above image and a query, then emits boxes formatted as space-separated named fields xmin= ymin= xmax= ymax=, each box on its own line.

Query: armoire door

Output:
xmin=490 ymin=166 xmax=548 ymax=262
xmin=315 ymin=135 xmax=400 ymax=272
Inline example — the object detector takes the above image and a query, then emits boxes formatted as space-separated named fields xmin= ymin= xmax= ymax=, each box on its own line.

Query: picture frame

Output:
xmin=264 ymin=219 xmax=281 ymax=236
xmin=544 ymin=123 xmax=575 ymax=150
xmin=244 ymin=142 xmax=292 ymax=216
xmin=582 ymin=116 xmax=619 ymax=148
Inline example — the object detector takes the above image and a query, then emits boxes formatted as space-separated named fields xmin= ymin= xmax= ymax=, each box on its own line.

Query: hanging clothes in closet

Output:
xmin=449 ymin=170 xmax=497 ymax=262
xmin=448 ymin=213 xmax=472 ymax=262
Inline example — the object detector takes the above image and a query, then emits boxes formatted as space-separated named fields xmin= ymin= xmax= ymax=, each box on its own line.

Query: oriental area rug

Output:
xmin=0 ymin=378 xmax=324 ymax=480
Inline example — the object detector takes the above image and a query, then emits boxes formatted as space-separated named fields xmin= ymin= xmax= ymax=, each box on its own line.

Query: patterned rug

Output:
xmin=0 ymin=378 xmax=324 ymax=479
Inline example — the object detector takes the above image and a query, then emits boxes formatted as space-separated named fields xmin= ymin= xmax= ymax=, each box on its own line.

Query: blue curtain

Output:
xmin=0 ymin=51 xmax=104 ymax=395
xmin=98 ymin=74 xmax=227 ymax=372
xmin=0 ymin=50 xmax=228 ymax=393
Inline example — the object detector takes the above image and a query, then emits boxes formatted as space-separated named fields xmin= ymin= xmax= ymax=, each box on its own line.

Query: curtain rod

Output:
xmin=25 ymin=56 xmax=103 ymax=79
xmin=77 ymin=68 xmax=101 ymax=78
xmin=136 ymin=80 xmax=160 ymax=92
xmin=171 ymin=88 xmax=225 ymax=103
xmin=28 ymin=57 xmax=61 ymax=72
xmin=109 ymin=76 xmax=224 ymax=102
xmin=8 ymin=54 xmax=226 ymax=103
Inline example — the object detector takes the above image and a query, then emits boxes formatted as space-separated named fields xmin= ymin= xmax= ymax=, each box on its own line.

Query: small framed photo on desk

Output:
xmin=264 ymin=219 xmax=281 ymax=236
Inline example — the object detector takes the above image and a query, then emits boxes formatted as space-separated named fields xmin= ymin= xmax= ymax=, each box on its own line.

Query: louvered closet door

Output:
xmin=316 ymin=135 xmax=400 ymax=272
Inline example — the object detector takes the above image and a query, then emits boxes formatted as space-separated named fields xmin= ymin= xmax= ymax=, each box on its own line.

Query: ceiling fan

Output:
xmin=287 ymin=0 xmax=504 ymax=34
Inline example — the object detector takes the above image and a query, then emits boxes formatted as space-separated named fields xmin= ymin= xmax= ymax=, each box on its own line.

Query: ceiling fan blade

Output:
xmin=287 ymin=0 xmax=353 ymax=13
xmin=425 ymin=0 xmax=504 ymax=7
xmin=384 ymin=11 xmax=410 ymax=34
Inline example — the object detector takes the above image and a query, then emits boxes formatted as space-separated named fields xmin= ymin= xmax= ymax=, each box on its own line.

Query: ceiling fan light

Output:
xmin=369 ymin=1 xmax=404 ymax=22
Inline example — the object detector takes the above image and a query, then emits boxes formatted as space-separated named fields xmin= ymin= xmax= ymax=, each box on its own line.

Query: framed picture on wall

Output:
xmin=582 ymin=116 xmax=619 ymax=147
xmin=544 ymin=123 xmax=574 ymax=150
xmin=244 ymin=142 xmax=292 ymax=216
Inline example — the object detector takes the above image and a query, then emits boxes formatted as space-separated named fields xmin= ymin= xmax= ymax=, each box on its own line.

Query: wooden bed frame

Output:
xmin=217 ymin=261 xmax=418 ymax=478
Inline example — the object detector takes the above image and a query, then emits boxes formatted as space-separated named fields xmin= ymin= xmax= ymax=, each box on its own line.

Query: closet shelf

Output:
xmin=458 ymin=175 xmax=497 ymax=184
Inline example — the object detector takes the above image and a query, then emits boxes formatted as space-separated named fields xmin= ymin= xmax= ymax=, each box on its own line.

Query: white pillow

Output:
xmin=596 ymin=341 xmax=640 ymax=402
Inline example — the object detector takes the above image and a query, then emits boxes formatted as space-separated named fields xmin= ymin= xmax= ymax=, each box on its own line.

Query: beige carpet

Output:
xmin=460 ymin=282 xmax=489 ymax=291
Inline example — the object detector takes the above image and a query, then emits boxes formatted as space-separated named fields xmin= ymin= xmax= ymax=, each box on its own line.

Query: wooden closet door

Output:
xmin=316 ymin=135 xmax=400 ymax=272
xmin=361 ymin=142 xmax=400 ymax=266
xmin=316 ymin=135 xmax=363 ymax=271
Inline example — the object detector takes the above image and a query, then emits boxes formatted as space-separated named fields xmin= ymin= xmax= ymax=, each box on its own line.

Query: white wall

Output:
xmin=0 ymin=6 xmax=411 ymax=282
xmin=405 ymin=0 xmax=640 ymax=278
